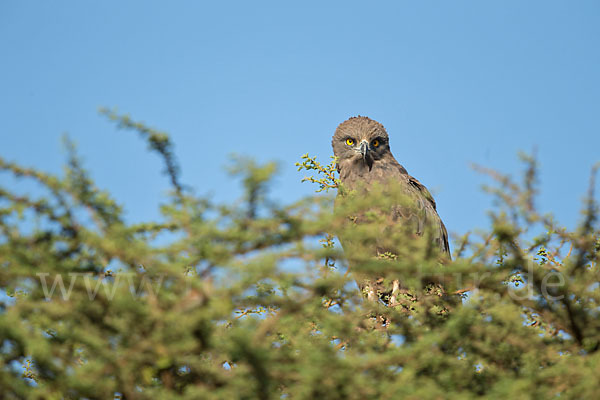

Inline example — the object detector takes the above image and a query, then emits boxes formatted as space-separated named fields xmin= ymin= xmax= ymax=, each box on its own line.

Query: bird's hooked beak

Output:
xmin=358 ymin=140 xmax=373 ymax=170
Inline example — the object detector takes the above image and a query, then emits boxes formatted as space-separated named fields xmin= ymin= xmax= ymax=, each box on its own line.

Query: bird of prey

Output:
xmin=332 ymin=116 xmax=449 ymax=305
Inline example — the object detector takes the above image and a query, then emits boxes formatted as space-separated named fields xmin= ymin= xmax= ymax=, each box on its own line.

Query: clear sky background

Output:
xmin=1 ymin=1 xmax=599 ymax=243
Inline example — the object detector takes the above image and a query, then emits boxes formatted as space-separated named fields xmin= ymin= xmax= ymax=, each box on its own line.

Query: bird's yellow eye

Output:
xmin=346 ymin=138 xmax=354 ymax=146
xmin=372 ymin=139 xmax=380 ymax=147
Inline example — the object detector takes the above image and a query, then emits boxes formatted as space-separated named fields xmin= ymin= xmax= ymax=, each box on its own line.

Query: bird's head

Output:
xmin=331 ymin=116 xmax=390 ymax=171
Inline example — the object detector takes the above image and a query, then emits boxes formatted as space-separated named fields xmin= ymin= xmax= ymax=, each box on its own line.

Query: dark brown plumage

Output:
xmin=332 ymin=116 xmax=449 ymax=303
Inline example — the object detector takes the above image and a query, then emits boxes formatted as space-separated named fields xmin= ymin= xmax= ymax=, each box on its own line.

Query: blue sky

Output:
xmin=1 ymin=1 xmax=599 ymax=242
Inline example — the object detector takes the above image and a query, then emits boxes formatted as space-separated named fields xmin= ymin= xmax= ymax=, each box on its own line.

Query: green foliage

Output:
xmin=295 ymin=154 xmax=340 ymax=193
xmin=1 ymin=113 xmax=599 ymax=399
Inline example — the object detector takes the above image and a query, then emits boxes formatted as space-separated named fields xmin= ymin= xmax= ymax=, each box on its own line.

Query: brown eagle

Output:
xmin=332 ymin=116 xmax=450 ymax=305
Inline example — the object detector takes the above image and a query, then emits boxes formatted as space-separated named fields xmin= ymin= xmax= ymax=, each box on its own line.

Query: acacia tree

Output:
xmin=1 ymin=112 xmax=599 ymax=399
